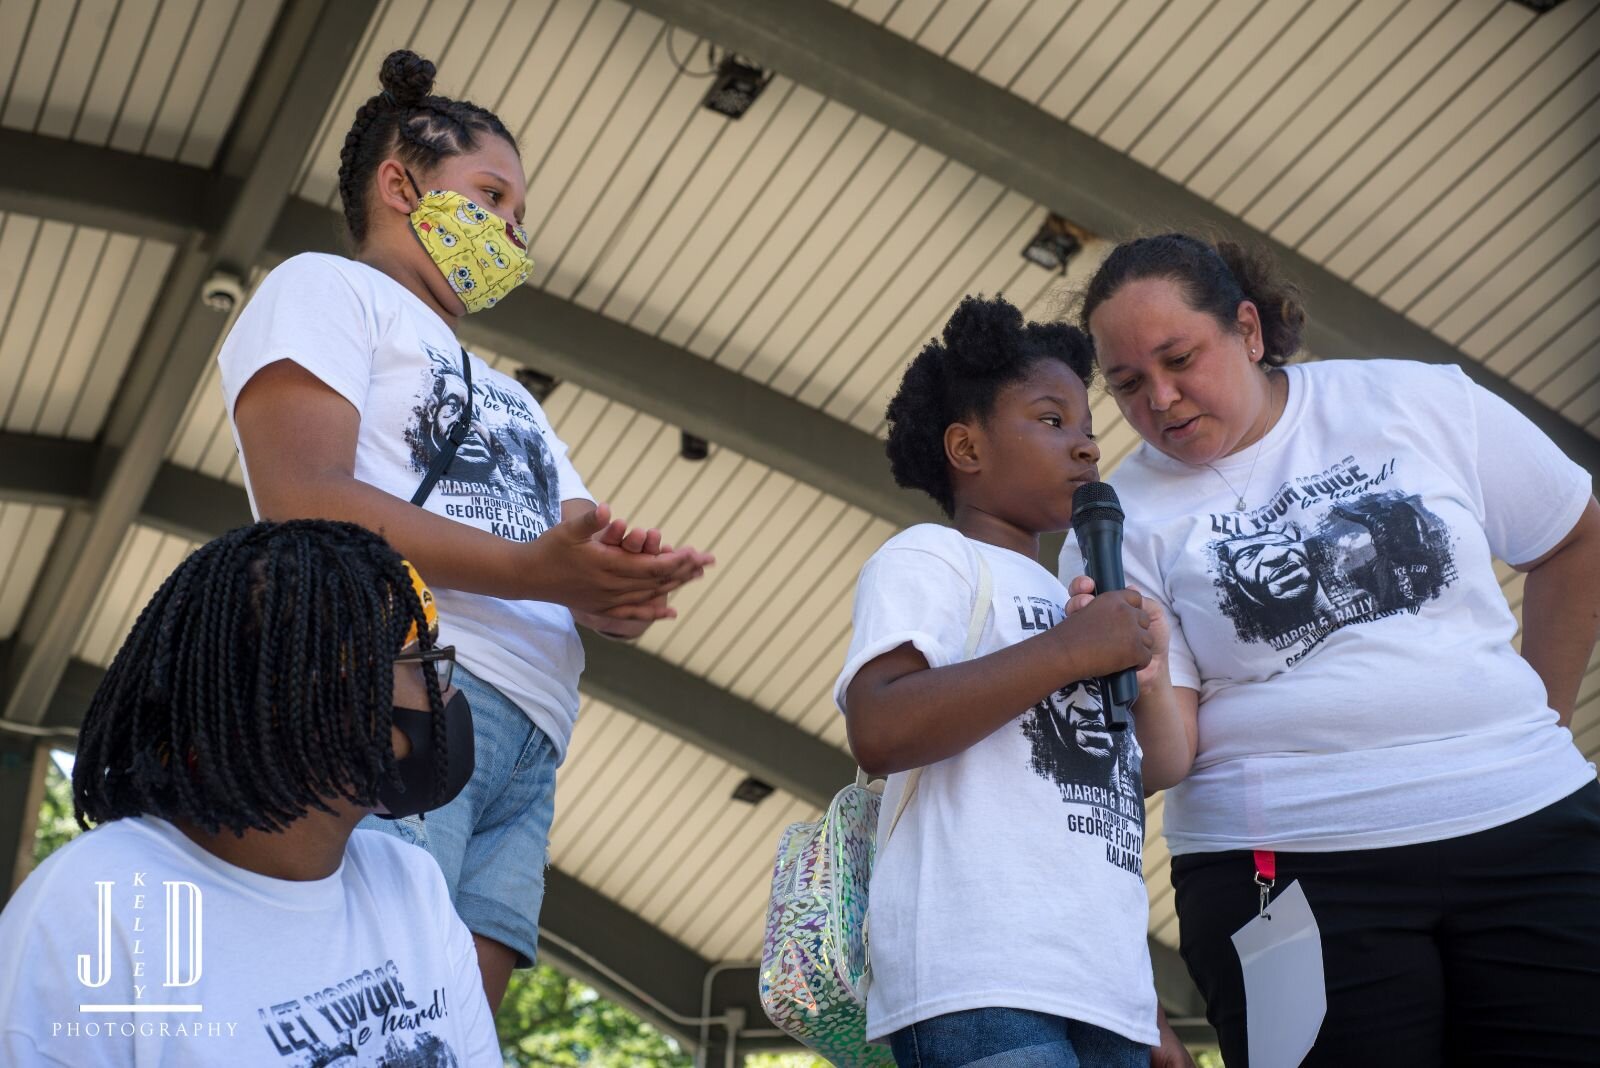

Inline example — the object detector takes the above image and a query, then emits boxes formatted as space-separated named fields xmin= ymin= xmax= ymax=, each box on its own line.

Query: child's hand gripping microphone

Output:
xmin=1071 ymin=481 xmax=1137 ymax=731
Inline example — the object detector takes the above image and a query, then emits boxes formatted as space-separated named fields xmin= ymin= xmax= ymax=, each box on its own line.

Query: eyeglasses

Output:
xmin=394 ymin=644 xmax=456 ymax=690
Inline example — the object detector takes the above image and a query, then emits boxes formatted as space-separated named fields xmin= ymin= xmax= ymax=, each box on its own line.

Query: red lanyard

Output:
xmin=1254 ymin=850 xmax=1276 ymax=881
xmin=1254 ymin=850 xmax=1276 ymax=916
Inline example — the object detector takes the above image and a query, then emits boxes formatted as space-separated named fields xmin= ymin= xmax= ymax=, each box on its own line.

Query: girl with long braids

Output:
xmin=0 ymin=520 xmax=499 ymax=1066
xmin=215 ymin=50 xmax=713 ymax=1010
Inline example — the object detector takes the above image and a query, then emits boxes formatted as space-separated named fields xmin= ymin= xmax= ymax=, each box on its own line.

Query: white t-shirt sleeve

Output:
xmin=1 ymin=1032 xmax=90 ymax=1067
xmin=834 ymin=532 xmax=975 ymax=713
xmin=0 ymin=848 xmax=126 ymax=1067
xmin=217 ymin=254 xmax=374 ymax=417
xmin=550 ymin=429 xmax=591 ymax=505
xmin=1463 ymin=372 xmax=1592 ymax=566
xmin=435 ymin=868 xmax=501 ymax=1065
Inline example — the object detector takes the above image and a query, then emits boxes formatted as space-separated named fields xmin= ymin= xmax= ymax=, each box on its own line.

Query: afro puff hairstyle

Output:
xmin=885 ymin=295 xmax=1094 ymax=518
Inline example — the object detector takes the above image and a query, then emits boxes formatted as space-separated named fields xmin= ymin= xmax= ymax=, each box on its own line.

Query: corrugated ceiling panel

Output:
xmin=0 ymin=502 xmax=65 ymax=639
xmin=0 ymin=0 xmax=286 ymax=166
xmin=0 ymin=216 xmax=173 ymax=440
xmin=1237 ymin=3 xmax=1505 ymax=238
xmin=73 ymin=524 xmax=201 ymax=667
xmin=0 ymin=216 xmax=72 ymax=427
xmin=550 ymin=696 xmax=818 ymax=960
xmin=172 ymin=0 xmax=286 ymax=168
xmin=1145 ymin=795 xmax=1176 ymax=945
xmin=822 ymin=194 xmax=1038 ymax=425
xmin=0 ymin=0 xmax=84 ymax=130
xmin=0 ymin=214 xmax=167 ymax=440
xmin=861 ymin=249 xmax=1101 ymax=439
xmin=625 ymin=110 xmax=912 ymax=373
xmin=828 ymin=0 xmax=1600 ymax=436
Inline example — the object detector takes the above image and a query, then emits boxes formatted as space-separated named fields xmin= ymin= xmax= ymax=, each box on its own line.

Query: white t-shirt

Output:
xmin=0 ymin=817 xmax=499 ymax=1067
xmin=834 ymin=524 xmax=1157 ymax=1045
xmin=218 ymin=253 xmax=592 ymax=757
xmin=1060 ymin=359 xmax=1595 ymax=855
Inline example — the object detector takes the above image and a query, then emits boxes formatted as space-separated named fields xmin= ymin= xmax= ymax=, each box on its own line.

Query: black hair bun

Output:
xmin=379 ymin=49 xmax=436 ymax=108
xmin=1025 ymin=320 xmax=1096 ymax=385
xmin=942 ymin=294 xmax=1027 ymax=375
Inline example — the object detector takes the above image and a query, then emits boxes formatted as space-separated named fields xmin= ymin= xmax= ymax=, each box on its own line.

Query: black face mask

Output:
xmin=376 ymin=690 xmax=475 ymax=819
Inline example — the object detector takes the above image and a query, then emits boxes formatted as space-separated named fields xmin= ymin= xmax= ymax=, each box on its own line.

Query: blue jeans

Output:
xmin=889 ymin=1008 xmax=1151 ymax=1068
xmin=357 ymin=665 xmax=559 ymax=967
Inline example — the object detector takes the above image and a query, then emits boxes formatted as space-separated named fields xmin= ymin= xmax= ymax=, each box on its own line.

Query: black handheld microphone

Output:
xmin=1071 ymin=481 xmax=1136 ymax=731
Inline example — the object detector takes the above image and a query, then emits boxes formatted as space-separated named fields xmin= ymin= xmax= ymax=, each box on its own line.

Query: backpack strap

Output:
xmin=411 ymin=346 xmax=474 ymax=507
xmin=879 ymin=543 xmax=993 ymax=843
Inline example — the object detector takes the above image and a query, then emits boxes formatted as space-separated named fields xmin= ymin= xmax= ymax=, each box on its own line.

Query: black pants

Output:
xmin=1170 ymin=780 xmax=1600 ymax=1067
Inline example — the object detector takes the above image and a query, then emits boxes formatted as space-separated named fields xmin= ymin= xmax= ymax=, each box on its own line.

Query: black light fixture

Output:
xmin=701 ymin=55 xmax=772 ymax=119
xmin=732 ymin=776 xmax=775 ymax=805
xmin=1510 ymin=0 xmax=1566 ymax=11
xmin=1022 ymin=213 xmax=1085 ymax=274
xmin=680 ymin=431 xmax=709 ymax=461
xmin=513 ymin=367 xmax=561 ymax=404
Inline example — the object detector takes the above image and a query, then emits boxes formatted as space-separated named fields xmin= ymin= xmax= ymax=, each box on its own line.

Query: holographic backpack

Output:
xmin=757 ymin=550 xmax=992 ymax=1065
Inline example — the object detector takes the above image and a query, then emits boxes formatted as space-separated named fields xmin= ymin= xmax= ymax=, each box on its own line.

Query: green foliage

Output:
xmin=32 ymin=757 xmax=80 ymax=867
xmin=494 ymin=965 xmax=693 ymax=1067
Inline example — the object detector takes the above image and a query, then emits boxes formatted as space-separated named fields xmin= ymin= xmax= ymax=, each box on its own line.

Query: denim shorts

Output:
xmin=358 ymin=664 xmax=558 ymax=968
xmin=889 ymin=1008 xmax=1150 ymax=1068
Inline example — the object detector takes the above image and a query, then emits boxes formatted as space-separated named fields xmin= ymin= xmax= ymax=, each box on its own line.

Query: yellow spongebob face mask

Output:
xmin=400 ymin=559 xmax=439 ymax=647
xmin=406 ymin=170 xmax=533 ymax=314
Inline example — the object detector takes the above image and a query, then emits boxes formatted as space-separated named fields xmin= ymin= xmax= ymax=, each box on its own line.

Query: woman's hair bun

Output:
xmin=379 ymin=49 xmax=436 ymax=108
xmin=941 ymin=294 xmax=1027 ymax=375
xmin=1212 ymin=239 xmax=1306 ymax=365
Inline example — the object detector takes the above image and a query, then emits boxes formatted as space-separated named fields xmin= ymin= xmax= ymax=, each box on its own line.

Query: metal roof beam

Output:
xmin=0 ymin=0 xmax=378 ymax=729
xmin=0 ymin=433 xmax=98 ymax=509
xmin=0 ymin=129 xmax=219 ymax=243
xmin=580 ymin=633 xmax=854 ymax=807
xmin=627 ymin=0 xmax=1598 ymax=479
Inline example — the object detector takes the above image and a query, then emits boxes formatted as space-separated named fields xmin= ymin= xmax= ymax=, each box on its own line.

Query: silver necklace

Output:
xmin=1206 ymin=433 xmax=1265 ymax=511
xmin=1207 ymin=351 xmax=1272 ymax=510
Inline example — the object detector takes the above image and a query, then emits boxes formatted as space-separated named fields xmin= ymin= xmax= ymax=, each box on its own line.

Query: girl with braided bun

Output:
xmin=836 ymin=295 xmax=1195 ymax=1066
xmin=215 ymin=49 xmax=713 ymax=1010
xmin=0 ymin=520 xmax=500 ymax=1066
xmin=1062 ymin=232 xmax=1600 ymax=1065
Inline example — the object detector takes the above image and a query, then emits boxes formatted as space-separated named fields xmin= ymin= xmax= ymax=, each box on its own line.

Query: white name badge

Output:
xmin=1230 ymin=879 xmax=1326 ymax=1068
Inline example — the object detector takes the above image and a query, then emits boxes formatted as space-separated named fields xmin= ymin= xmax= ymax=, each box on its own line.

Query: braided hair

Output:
xmin=337 ymin=49 xmax=519 ymax=244
xmin=1079 ymin=232 xmax=1307 ymax=366
xmin=886 ymin=295 xmax=1095 ymax=518
xmin=73 ymin=520 xmax=445 ymax=835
